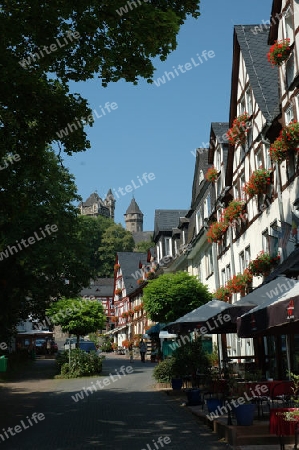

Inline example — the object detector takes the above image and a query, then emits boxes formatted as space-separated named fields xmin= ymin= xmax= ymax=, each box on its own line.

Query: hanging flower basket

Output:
xmin=281 ymin=121 xmax=299 ymax=149
xmin=114 ymin=264 xmax=120 ymax=272
xmin=213 ymin=286 xmax=232 ymax=302
xmin=128 ymin=309 xmax=134 ymax=317
xmin=206 ymin=221 xmax=228 ymax=243
xmin=269 ymin=135 xmax=289 ymax=163
xmin=248 ymin=251 xmax=280 ymax=277
xmin=115 ymin=288 xmax=122 ymax=296
xmin=205 ymin=166 xmax=218 ymax=182
xmin=227 ymin=113 xmax=251 ymax=146
xmin=243 ymin=169 xmax=272 ymax=197
xmin=226 ymin=273 xmax=248 ymax=294
xmin=267 ymin=39 xmax=291 ymax=66
xmin=223 ymin=200 xmax=246 ymax=223
xmin=111 ymin=316 xmax=119 ymax=323
xmin=137 ymin=278 xmax=144 ymax=285
xmin=134 ymin=305 xmax=141 ymax=313
xmin=145 ymin=271 xmax=155 ymax=280
xmin=121 ymin=311 xmax=129 ymax=319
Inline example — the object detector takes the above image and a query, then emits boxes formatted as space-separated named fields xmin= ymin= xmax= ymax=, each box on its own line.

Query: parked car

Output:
xmin=35 ymin=339 xmax=46 ymax=354
xmin=50 ymin=340 xmax=58 ymax=354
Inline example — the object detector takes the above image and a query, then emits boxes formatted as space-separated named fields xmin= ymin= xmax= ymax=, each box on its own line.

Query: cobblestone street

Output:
xmin=0 ymin=354 xmax=227 ymax=450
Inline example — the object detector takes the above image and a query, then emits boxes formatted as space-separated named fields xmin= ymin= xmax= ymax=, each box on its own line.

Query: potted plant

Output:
xmin=145 ymin=271 xmax=155 ymax=280
xmin=115 ymin=288 xmax=122 ymax=296
xmin=281 ymin=121 xmax=299 ymax=150
xmin=227 ymin=113 xmax=251 ymax=147
xmin=267 ymin=38 xmax=291 ymax=66
xmin=205 ymin=166 xmax=219 ymax=183
xmin=223 ymin=200 xmax=246 ymax=223
xmin=269 ymin=135 xmax=289 ymax=163
xmin=248 ymin=251 xmax=280 ymax=277
xmin=226 ymin=272 xmax=249 ymax=295
xmin=213 ymin=286 xmax=232 ymax=302
xmin=243 ymin=169 xmax=273 ymax=198
xmin=121 ymin=311 xmax=129 ymax=319
xmin=114 ymin=263 xmax=120 ymax=272
xmin=206 ymin=220 xmax=228 ymax=243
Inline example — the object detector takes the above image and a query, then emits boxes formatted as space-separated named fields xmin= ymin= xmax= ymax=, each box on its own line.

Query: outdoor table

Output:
xmin=269 ymin=407 xmax=299 ymax=450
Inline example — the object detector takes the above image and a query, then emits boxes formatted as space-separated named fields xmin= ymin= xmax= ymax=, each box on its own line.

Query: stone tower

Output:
xmin=124 ymin=198 xmax=143 ymax=232
xmin=104 ymin=189 xmax=116 ymax=220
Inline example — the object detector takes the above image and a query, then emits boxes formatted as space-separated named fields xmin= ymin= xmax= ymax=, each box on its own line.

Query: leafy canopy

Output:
xmin=143 ymin=271 xmax=212 ymax=323
xmin=47 ymin=297 xmax=106 ymax=339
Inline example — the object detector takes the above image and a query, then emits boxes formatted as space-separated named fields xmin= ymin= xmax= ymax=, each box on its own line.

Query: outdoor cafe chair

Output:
xmin=270 ymin=381 xmax=294 ymax=408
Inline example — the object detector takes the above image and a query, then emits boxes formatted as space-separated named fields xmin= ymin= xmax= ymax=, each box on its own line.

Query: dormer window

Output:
xmin=284 ymin=7 xmax=294 ymax=43
xmin=285 ymin=105 xmax=294 ymax=125
xmin=199 ymin=169 xmax=205 ymax=185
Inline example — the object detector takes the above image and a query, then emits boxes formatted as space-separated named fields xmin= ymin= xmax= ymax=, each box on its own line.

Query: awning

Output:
xmin=104 ymin=325 xmax=127 ymax=336
xmin=146 ymin=323 xmax=167 ymax=335
xmin=237 ymin=277 xmax=299 ymax=337
xmin=158 ymin=330 xmax=177 ymax=339
xmin=166 ymin=299 xmax=253 ymax=334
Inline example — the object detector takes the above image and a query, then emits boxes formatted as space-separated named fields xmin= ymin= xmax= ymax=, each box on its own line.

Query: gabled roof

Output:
xmin=80 ymin=278 xmax=114 ymax=297
xmin=211 ymin=122 xmax=229 ymax=144
xmin=132 ymin=231 xmax=153 ymax=244
xmin=153 ymin=209 xmax=188 ymax=240
xmin=117 ymin=251 xmax=148 ymax=295
xmin=125 ymin=198 xmax=143 ymax=215
xmin=232 ymin=25 xmax=280 ymax=124
xmin=81 ymin=192 xmax=101 ymax=206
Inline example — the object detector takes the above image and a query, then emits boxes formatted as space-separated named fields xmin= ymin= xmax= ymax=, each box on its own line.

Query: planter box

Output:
xmin=234 ymin=403 xmax=255 ymax=426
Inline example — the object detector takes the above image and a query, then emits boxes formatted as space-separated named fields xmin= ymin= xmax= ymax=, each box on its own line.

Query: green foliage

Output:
xmin=143 ymin=271 xmax=212 ymax=322
xmin=172 ymin=337 xmax=210 ymax=379
xmin=100 ymin=336 xmax=114 ymax=352
xmin=47 ymin=298 xmax=106 ymax=339
xmin=153 ymin=357 xmax=176 ymax=382
xmin=98 ymin=223 xmax=135 ymax=277
xmin=56 ymin=349 xmax=104 ymax=378
xmin=153 ymin=337 xmax=210 ymax=383
xmin=134 ymin=238 xmax=155 ymax=253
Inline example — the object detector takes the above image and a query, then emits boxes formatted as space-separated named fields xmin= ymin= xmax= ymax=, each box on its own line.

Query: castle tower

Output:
xmin=124 ymin=198 xmax=143 ymax=232
xmin=104 ymin=189 xmax=116 ymax=220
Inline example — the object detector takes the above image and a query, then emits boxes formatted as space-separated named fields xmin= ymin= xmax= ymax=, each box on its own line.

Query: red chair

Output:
xmin=271 ymin=382 xmax=294 ymax=408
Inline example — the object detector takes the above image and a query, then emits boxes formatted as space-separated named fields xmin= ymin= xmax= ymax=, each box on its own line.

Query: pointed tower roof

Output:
xmin=125 ymin=198 xmax=143 ymax=215
xmin=106 ymin=188 xmax=114 ymax=199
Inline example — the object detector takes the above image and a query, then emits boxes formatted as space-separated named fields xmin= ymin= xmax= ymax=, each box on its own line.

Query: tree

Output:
xmin=142 ymin=271 xmax=212 ymax=323
xmin=98 ymin=223 xmax=135 ymax=277
xmin=0 ymin=147 xmax=112 ymax=341
xmin=47 ymin=298 xmax=105 ymax=346
xmin=1 ymin=1 xmax=200 ymax=155
xmin=134 ymin=238 xmax=155 ymax=253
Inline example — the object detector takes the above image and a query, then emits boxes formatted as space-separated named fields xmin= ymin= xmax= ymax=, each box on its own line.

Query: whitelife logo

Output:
xmin=0 ymin=224 xmax=58 ymax=261
xmin=0 ymin=412 xmax=45 ymax=443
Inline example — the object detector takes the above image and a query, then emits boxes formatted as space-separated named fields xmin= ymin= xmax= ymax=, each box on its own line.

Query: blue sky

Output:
xmin=63 ymin=0 xmax=273 ymax=231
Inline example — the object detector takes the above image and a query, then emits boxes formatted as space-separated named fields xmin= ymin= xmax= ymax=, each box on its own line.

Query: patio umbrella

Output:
xmin=237 ymin=277 xmax=299 ymax=338
xmin=165 ymin=299 xmax=254 ymax=334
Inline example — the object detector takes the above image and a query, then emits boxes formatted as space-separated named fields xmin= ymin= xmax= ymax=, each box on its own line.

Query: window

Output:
xmin=199 ymin=169 xmax=204 ymax=185
xmin=245 ymin=246 xmax=251 ymax=267
xmin=240 ymin=173 xmax=246 ymax=199
xmin=216 ymin=175 xmax=222 ymax=197
xmin=286 ymin=53 xmax=295 ymax=89
xmin=174 ymin=239 xmax=178 ymax=256
xmin=284 ymin=7 xmax=294 ymax=43
xmin=196 ymin=209 xmax=203 ymax=234
xmin=165 ymin=237 xmax=172 ymax=256
xmin=226 ymin=264 xmax=231 ymax=282
xmin=286 ymin=104 xmax=294 ymax=125
xmin=204 ymin=194 xmax=211 ymax=219
xmin=255 ymin=148 xmax=263 ymax=169
xmin=246 ymin=88 xmax=253 ymax=115
xmin=269 ymin=222 xmax=279 ymax=257
xmin=205 ymin=248 xmax=214 ymax=276
xmin=264 ymin=143 xmax=272 ymax=169
xmin=215 ymin=149 xmax=221 ymax=171
xmin=221 ymin=268 xmax=226 ymax=286
xmin=246 ymin=126 xmax=253 ymax=151
xmin=239 ymin=251 xmax=245 ymax=272
xmin=262 ymin=230 xmax=269 ymax=252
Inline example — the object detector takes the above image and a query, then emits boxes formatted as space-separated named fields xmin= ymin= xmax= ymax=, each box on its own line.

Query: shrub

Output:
xmin=56 ymin=349 xmax=104 ymax=378
xmin=153 ymin=357 xmax=176 ymax=382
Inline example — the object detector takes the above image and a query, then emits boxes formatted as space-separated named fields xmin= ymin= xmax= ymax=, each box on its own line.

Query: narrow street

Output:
xmin=0 ymin=354 xmax=227 ymax=450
